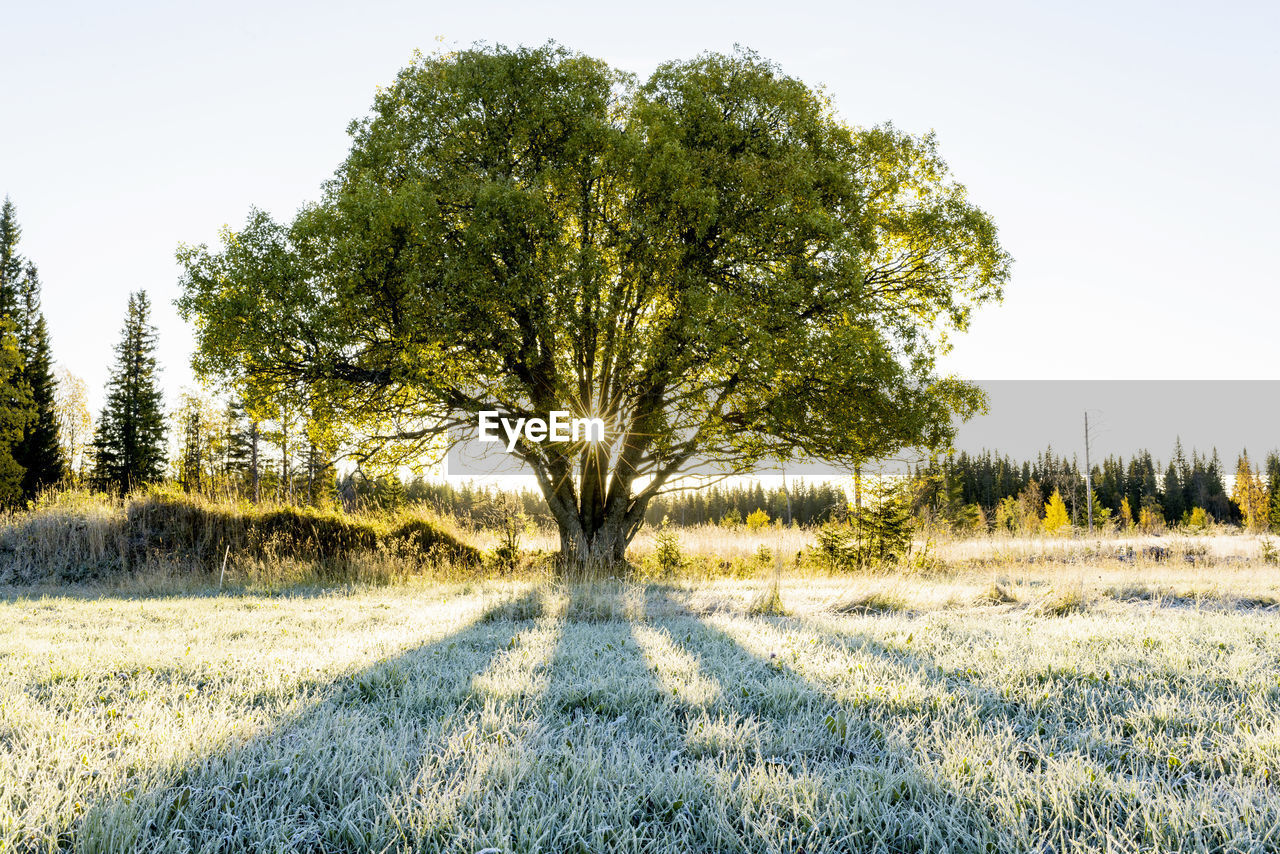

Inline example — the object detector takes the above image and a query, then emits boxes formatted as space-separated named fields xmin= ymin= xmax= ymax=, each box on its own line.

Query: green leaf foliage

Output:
xmin=178 ymin=44 xmax=1009 ymax=567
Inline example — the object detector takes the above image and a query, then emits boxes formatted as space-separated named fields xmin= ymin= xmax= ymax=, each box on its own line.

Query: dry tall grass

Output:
xmin=0 ymin=487 xmax=480 ymax=587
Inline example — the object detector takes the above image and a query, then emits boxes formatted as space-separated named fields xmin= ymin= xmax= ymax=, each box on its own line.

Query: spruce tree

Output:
xmin=0 ymin=198 xmax=23 ymax=319
xmin=0 ymin=199 xmax=46 ymax=498
xmin=0 ymin=320 xmax=33 ymax=506
xmin=1161 ymin=461 xmax=1184 ymax=525
xmin=90 ymin=291 xmax=166 ymax=492
xmin=14 ymin=263 xmax=64 ymax=496
xmin=1267 ymin=451 xmax=1280 ymax=533
xmin=218 ymin=397 xmax=255 ymax=497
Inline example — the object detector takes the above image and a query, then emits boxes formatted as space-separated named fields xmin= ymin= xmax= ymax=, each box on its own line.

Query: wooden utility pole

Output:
xmin=781 ymin=465 xmax=793 ymax=526
xmin=1084 ymin=411 xmax=1094 ymax=535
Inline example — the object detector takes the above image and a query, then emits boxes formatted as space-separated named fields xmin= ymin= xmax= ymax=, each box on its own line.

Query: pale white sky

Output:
xmin=2 ymin=0 xmax=1277 ymax=416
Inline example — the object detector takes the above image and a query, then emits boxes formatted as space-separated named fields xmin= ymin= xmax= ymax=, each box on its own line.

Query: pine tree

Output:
xmin=14 ymin=263 xmax=64 ymax=496
xmin=1042 ymin=488 xmax=1071 ymax=535
xmin=223 ymin=397 xmax=251 ymax=492
xmin=1118 ymin=496 xmax=1135 ymax=531
xmin=1207 ymin=449 xmax=1232 ymax=522
xmin=0 ymin=320 xmax=33 ymax=506
xmin=1173 ymin=437 xmax=1193 ymax=516
xmin=0 ymin=199 xmax=45 ymax=497
xmin=1161 ymin=461 xmax=1184 ymax=525
xmin=0 ymin=198 xmax=23 ymax=319
xmin=175 ymin=398 xmax=205 ymax=493
xmin=1267 ymin=452 xmax=1280 ymax=533
xmin=1231 ymin=451 xmax=1269 ymax=532
xmin=90 ymin=291 xmax=166 ymax=492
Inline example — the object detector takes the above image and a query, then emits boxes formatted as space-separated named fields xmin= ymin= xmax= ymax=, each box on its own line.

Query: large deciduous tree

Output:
xmin=178 ymin=44 xmax=1010 ymax=572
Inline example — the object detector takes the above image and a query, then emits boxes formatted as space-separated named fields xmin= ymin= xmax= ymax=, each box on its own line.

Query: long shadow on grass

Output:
xmin=643 ymin=587 xmax=1008 ymax=853
xmin=72 ymin=588 xmax=549 ymax=853
xmin=422 ymin=583 xmax=1008 ymax=853
xmin=760 ymin=607 xmax=1280 ymax=851
xmin=427 ymin=584 xmax=690 ymax=851
xmin=791 ymin=612 xmax=1264 ymax=779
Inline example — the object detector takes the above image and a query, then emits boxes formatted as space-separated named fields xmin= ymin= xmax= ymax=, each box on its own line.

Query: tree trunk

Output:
xmin=556 ymin=513 xmax=633 ymax=578
xmin=250 ymin=421 xmax=260 ymax=504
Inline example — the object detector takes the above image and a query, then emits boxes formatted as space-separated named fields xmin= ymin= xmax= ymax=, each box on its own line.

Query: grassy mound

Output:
xmin=0 ymin=488 xmax=480 ymax=584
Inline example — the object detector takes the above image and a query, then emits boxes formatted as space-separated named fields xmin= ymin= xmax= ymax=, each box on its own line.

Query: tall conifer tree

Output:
xmin=0 ymin=198 xmax=23 ymax=318
xmin=0 ymin=321 xmax=33 ymax=506
xmin=90 ymin=291 xmax=166 ymax=492
xmin=1266 ymin=451 xmax=1280 ymax=533
xmin=1161 ymin=461 xmax=1184 ymax=524
xmin=0 ymin=198 xmax=50 ymax=499
xmin=14 ymin=262 xmax=64 ymax=495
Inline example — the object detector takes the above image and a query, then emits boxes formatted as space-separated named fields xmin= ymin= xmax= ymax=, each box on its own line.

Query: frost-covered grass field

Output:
xmin=3 ymin=572 xmax=1280 ymax=853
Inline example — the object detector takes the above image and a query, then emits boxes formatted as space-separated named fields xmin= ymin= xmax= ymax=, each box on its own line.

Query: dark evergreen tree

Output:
xmin=0 ymin=319 xmax=33 ymax=506
xmin=90 ymin=291 xmax=166 ymax=492
xmin=0 ymin=199 xmax=48 ymax=498
xmin=14 ymin=263 xmax=64 ymax=496
xmin=176 ymin=404 xmax=204 ymax=492
xmin=1206 ymin=449 xmax=1232 ymax=522
xmin=1161 ymin=461 xmax=1184 ymax=524
xmin=1173 ymin=437 xmax=1194 ymax=517
xmin=0 ymin=199 xmax=28 ymax=507
xmin=1267 ymin=451 xmax=1280 ymax=532
xmin=222 ymin=397 xmax=252 ymax=492
xmin=0 ymin=198 xmax=23 ymax=319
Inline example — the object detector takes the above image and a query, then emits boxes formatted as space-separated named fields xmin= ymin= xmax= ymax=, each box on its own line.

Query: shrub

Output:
xmin=1138 ymin=496 xmax=1165 ymax=534
xmin=953 ymin=502 xmax=987 ymax=535
xmin=849 ymin=477 xmax=915 ymax=569
xmin=815 ymin=523 xmax=856 ymax=572
xmin=653 ymin=518 xmax=683 ymax=577
xmin=1261 ymin=537 xmax=1278 ymax=566
xmin=745 ymin=508 xmax=771 ymax=531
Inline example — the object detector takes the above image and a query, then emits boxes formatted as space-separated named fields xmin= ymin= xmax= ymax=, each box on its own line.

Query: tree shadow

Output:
xmin=36 ymin=582 xmax=1271 ymax=852
xmin=72 ymin=588 xmax=548 ymax=853
xmin=389 ymin=582 xmax=1007 ymax=852
xmin=744 ymin=607 xmax=1280 ymax=851
xmin=643 ymin=587 xmax=1007 ymax=852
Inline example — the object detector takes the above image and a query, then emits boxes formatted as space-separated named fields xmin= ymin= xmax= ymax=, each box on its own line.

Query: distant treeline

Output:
xmin=914 ymin=443 xmax=1280 ymax=532
xmin=372 ymin=477 xmax=848 ymax=528
xmin=341 ymin=441 xmax=1280 ymax=534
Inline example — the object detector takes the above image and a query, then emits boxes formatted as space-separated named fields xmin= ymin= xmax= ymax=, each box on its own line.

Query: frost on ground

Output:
xmin=2 ymin=576 xmax=1278 ymax=853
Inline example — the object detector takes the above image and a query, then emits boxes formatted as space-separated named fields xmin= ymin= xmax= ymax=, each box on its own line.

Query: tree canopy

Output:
xmin=178 ymin=44 xmax=1010 ymax=570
